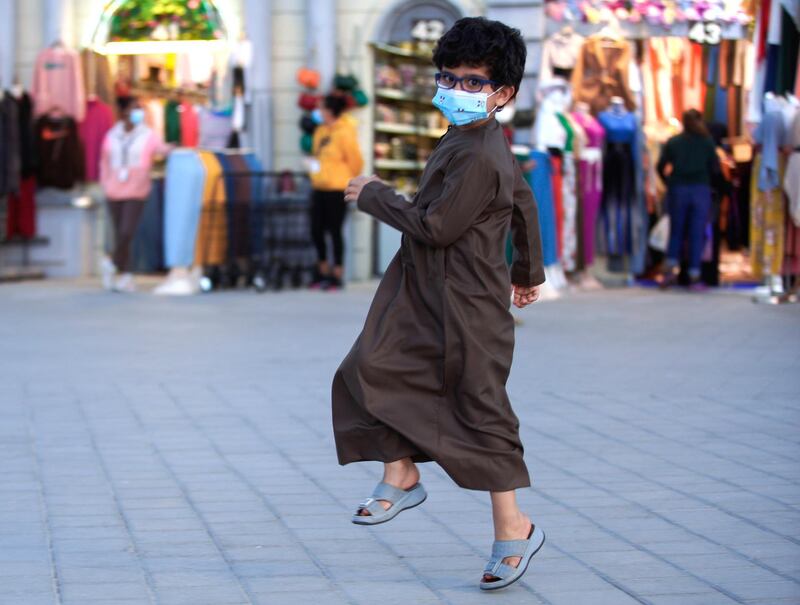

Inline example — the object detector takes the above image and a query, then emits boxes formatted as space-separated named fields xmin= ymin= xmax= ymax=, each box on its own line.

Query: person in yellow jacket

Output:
xmin=309 ymin=95 xmax=364 ymax=290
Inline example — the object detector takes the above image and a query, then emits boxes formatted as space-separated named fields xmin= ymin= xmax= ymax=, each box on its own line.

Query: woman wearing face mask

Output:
xmin=99 ymin=96 xmax=170 ymax=292
xmin=308 ymin=94 xmax=364 ymax=291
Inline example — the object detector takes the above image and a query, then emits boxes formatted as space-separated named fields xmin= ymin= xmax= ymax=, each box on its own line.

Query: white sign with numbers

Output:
xmin=688 ymin=21 xmax=722 ymax=45
xmin=411 ymin=19 xmax=445 ymax=41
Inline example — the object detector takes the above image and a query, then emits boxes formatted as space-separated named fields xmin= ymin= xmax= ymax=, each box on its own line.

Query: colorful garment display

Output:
xmin=527 ymin=151 xmax=559 ymax=267
xmin=80 ymin=98 xmax=114 ymax=182
xmin=180 ymin=102 xmax=199 ymax=147
xmin=540 ymin=29 xmax=585 ymax=81
xmin=750 ymin=155 xmax=786 ymax=278
xmin=571 ymin=36 xmax=637 ymax=115
xmin=35 ymin=114 xmax=84 ymax=189
xmin=164 ymin=149 xmax=205 ymax=268
xmin=573 ymin=111 xmax=605 ymax=266
xmin=32 ymin=45 xmax=86 ymax=121
xmin=194 ymin=151 xmax=228 ymax=267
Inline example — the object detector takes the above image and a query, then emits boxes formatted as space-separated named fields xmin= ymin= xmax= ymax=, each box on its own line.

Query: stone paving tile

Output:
xmin=1 ymin=281 xmax=799 ymax=604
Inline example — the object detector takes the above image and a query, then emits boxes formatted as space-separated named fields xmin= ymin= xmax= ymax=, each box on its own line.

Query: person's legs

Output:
xmin=687 ymin=185 xmax=712 ymax=282
xmin=325 ymin=191 xmax=347 ymax=283
xmin=664 ymin=186 xmax=690 ymax=280
xmin=356 ymin=457 xmax=420 ymax=516
xmin=483 ymin=490 xmax=533 ymax=581
xmin=310 ymin=190 xmax=330 ymax=280
xmin=113 ymin=200 xmax=146 ymax=273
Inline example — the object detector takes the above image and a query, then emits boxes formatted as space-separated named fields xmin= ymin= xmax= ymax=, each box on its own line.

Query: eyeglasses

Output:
xmin=435 ymin=71 xmax=499 ymax=93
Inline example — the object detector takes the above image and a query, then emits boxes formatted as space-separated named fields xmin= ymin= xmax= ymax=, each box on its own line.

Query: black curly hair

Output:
xmin=323 ymin=94 xmax=348 ymax=118
xmin=432 ymin=17 xmax=526 ymax=100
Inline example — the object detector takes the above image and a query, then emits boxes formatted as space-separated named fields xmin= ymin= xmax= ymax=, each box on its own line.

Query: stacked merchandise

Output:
xmin=372 ymin=42 xmax=449 ymax=198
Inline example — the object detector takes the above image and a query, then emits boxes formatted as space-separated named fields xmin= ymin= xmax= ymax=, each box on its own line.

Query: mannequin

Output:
xmin=572 ymin=101 xmax=605 ymax=289
xmin=532 ymin=80 xmax=571 ymax=293
xmin=597 ymin=96 xmax=637 ymax=273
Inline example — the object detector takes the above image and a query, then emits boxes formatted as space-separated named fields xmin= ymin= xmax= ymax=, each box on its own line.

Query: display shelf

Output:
xmin=375 ymin=122 xmax=447 ymax=138
xmin=374 ymin=159 xmax=427 ymax=171
xmin=372 ymin=42 xmax=433 ymax=61
xmin=374 ymin=88 xmax=434 ymax=104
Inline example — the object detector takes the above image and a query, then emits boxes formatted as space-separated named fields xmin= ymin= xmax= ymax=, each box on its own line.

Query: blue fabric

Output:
xmin=131 ymin=177 xmax=165 ymax=272
xmin=706 ymin=45 xmax=719 ymax=86
xmin=164 ymin=150 xmax=205 ymax=267
xmin=597 ymin=111 xmax=637 ymax=144
xmin=631 ymin=115 xmax=648 ymax=275
xmin=527 ymin=151 xmax=558 ymax=266
xmin=713 ymin=85 xmax=728 ymax=126
xmin=754 ymin=110 xmax=785 ymax=191
xmin=764 ymin=44 xmax=780 ymax=94
xmin=244 ymin=152 xmax=265 ymax=256
xmin=667 ymin=184 xmax=712 ymax=276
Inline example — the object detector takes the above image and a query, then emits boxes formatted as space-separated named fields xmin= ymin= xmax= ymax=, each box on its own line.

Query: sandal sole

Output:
xmin=479 ymin=529 xmax=546 ymax=591
xmin=351 ymin=494 xmax=427 ymax=526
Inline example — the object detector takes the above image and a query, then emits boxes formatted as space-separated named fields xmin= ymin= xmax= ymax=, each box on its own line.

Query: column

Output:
xmin=0 ymin=0 xmax=15 ymax=88
xmin=245 ymin=0 xmax=273 ymax=169
xmin=306 ymin=0 xmax=336 ymax=90
xmin=43 ymin=0 xmax=75 ymax=47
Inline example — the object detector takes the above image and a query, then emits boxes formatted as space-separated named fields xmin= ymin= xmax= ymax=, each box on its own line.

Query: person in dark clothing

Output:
xmin=657 ymin=109 xmax=720 ymax=291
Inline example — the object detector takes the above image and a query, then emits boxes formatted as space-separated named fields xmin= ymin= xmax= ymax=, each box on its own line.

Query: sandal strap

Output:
xmin=491 ymin=538 xmax=528 ymax=559
xmin=357 ymin=498 xmax=385 ymax=516
xmin=484 ymin=560 xmax=518 ymax=580
xmin=371 ymin=481 xmax=410 ymax=505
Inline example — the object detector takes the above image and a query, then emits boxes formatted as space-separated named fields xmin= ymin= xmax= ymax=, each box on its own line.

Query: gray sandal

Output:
xmin=479 ymin=524 xmax=545 ymax=591
xmin=351 ymin=482 xmax=427 ymax=525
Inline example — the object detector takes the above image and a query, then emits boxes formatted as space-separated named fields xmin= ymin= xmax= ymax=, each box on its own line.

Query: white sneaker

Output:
xmin=153 ymin=275 xmax=200 ymax=296
xmin=113 ymin=273 xmax=137 ymax=293
xmin=101 ymin=257 xmax=117 ymax=291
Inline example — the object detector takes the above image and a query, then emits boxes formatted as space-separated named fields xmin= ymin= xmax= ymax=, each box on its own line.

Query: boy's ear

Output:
xmin=497 ymin=85 xmax=515 ymax=108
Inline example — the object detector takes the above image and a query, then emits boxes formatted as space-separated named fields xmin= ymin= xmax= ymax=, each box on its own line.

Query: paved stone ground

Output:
xmin=0 ymin=280 xmax=799 ymax=605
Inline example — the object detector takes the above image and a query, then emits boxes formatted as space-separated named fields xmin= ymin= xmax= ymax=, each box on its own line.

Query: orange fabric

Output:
xmin=194 ymin=151 xmax=228 ymax=266
xmin=551 ymin=154 xmax=564 ymax=257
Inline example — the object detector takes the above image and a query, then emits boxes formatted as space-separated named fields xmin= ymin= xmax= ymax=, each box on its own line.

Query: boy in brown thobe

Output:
xmin=334 ymin=18 xmax=546 ymax=591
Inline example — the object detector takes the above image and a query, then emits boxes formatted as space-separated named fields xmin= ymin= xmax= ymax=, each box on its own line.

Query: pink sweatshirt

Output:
xmin=100 ymin=122 xmax=170 ymax=201
xmin=32 ymin=46 xmax=86 ymax=121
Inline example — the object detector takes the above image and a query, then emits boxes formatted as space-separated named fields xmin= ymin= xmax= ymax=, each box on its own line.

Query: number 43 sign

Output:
xmin=411 ymin=19 xmax=445 ymax=41
xmin=688 ymin=21 xmax=722 ymax=45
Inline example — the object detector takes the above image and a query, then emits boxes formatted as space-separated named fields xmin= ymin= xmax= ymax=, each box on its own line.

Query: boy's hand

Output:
xmin=512 ymin=284 xmax=540 ymax=308
xmin=344 ymin=175 xmax=382 ymax=203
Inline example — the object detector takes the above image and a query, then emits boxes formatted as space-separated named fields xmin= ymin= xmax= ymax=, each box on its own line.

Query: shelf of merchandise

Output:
xmin=371 ymin=39 xmax=444 ymax=274
xmin=374 ymin=158 xmax=427 ymax=171
xmin=374 ymin=121 xmax=447 ymax=138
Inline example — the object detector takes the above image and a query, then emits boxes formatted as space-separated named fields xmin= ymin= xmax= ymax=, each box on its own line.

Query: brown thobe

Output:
xmin=332 ymin=119 xmax=545 ymax=492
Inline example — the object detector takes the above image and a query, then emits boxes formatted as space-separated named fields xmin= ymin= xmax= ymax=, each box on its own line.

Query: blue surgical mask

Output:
xmin=432 ymin=86 xmax=504 ymax=126
xmin=129 ymin=108 xmax=145 ymax=125
xmin=311 ymin=109 xmax=324 ymax=125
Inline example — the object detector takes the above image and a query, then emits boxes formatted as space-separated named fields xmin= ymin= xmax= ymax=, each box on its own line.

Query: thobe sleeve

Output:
xmin=509 ymin=159 xmax=546 ymax=287
xmin=357 ymin=150 xmax=496 ymax=248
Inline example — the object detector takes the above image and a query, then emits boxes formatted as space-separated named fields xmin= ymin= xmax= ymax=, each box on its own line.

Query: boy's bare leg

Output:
xmin=357 ymin=457 xmax=420 ymax=515
xmin=484 ymin=490 xmax=532 ymax=580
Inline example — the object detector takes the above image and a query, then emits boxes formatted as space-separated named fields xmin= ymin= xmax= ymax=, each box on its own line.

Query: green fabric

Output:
xmin=556 ymin=113 xmax=574 ymax=152
xmin=659 ymin=133 xmax=717 ymax=186
xmin=165 ymin=100 xmax=181 ymax=144
xmin=777 ymin=8 xmax=799 ymax=95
